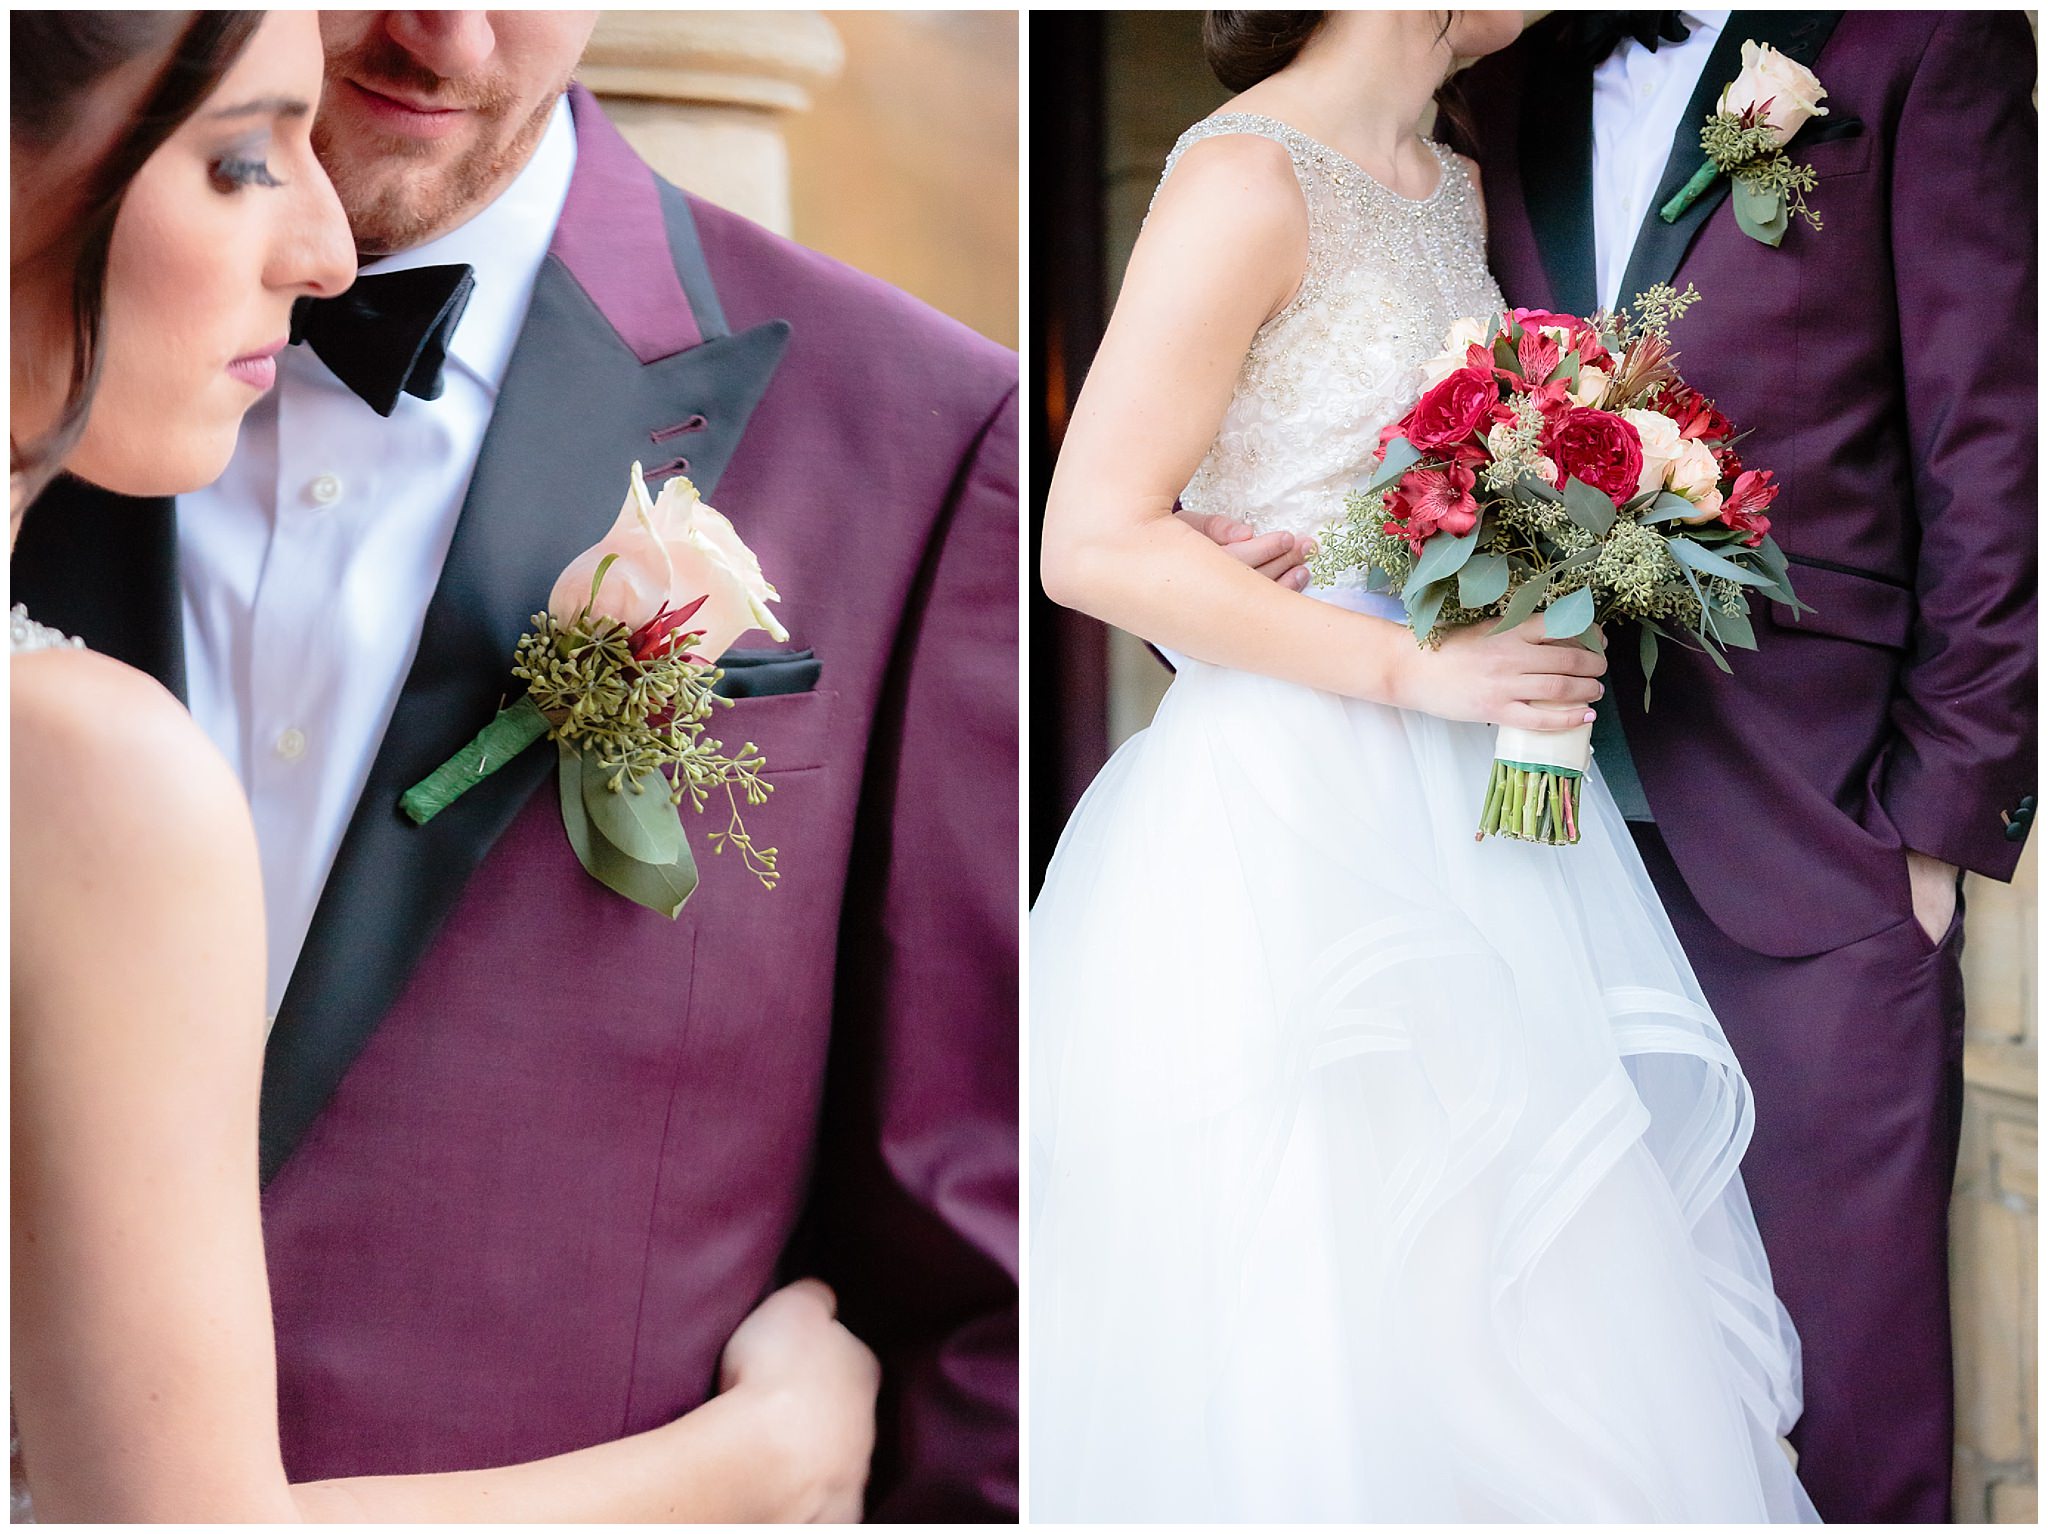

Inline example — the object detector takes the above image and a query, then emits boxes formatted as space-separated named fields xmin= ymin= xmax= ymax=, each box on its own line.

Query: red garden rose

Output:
xmin=1404 ymin=366 xmax=1499 ymax=453
xmin=1543 ymin=406 xmax=1646 ymax=506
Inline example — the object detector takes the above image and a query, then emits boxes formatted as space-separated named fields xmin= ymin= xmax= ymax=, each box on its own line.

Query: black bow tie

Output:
xmin=1575 ymin=10 xmax=1693 ymax=62
xmin=289 ymin=263 xmax=475 ymax=417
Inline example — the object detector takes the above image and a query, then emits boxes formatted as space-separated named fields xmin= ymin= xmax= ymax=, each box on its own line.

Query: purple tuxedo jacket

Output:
xmin=13 ymin=87 xmax=1018 ymax=1518
xmin=1457 ymin=11 xmax=2036 ymax=956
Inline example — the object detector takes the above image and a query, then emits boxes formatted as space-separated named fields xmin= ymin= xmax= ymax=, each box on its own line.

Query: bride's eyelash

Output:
xmin=210 ymin=155 xmax=284 ymax=193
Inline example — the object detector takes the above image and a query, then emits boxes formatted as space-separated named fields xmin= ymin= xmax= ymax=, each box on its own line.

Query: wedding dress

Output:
xmin=1029 ymin=115 xmax=1817 ymax=1524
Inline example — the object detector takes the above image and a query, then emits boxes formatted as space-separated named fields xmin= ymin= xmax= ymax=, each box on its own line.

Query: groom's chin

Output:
xmin=314 ymin=93 xmax=558 ymax=260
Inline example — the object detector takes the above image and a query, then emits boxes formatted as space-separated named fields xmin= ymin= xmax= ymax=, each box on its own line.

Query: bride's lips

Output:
xmin=226 ymin=337 xmax=287 ymax=391
xmin=342 ymin=78 xmax=468 ymax=140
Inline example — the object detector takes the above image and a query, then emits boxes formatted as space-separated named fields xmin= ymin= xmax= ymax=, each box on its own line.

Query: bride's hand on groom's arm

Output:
xmin=1179 ymin=509 xmax=1313 ymax=591
xmin=715 ymin=1278 xmax=882 ymax=1523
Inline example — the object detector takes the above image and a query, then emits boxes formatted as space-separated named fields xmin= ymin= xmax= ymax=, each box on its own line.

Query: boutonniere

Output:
xmin=399 ymin=462 xmax=788 ymax=917
xmin=1660 ymin=39 xmax=1829 ymax=247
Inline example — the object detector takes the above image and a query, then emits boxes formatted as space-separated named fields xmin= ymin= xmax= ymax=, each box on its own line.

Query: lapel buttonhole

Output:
xmin=650 ymin=414 xmax=709 ymax=443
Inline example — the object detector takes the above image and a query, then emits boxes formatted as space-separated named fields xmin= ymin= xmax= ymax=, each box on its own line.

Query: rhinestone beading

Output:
xmin=1153 ymin=113 xmax=1505 ymax=569
xmin=10 ymin=604 xmax=83 ymax=655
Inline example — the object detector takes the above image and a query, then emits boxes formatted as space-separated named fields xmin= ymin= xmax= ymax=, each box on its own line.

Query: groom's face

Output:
xmin=313 ymin=10 xmax=597 ymax=259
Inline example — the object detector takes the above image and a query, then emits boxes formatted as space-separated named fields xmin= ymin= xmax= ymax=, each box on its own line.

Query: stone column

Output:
xmin=1952 ymin=847 xmax=2038 ymax=1522
xmin=579 ymin=11 xmax=845 ymax=235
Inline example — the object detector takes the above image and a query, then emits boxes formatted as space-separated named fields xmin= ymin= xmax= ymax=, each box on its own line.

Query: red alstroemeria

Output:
xmin=1515 ymin=327 xmax=1562 ymax=388
xmin=1397 ymin=461 xmax=1479 ymax=551
xmin=1721 ymin=467 xmax=1779 ymax=546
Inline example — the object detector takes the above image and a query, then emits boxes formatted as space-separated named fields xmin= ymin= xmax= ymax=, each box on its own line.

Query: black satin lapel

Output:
xmin=1615 ymin=12 xmax=1842 ymax=306
xmin=10 ymin=476 xmax=186 ymax=700
xmin=1520 ymin=21 xmax=1599 ymax=316
xmin=259 ymin=256 xmax=791 ymax=1182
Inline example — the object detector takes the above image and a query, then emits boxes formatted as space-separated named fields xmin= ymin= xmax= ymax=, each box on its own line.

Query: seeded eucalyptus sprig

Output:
xmin=512 ymin=603 xmax=779 ymax=888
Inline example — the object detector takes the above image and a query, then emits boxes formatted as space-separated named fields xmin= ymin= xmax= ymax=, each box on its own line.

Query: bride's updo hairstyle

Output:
xmin=10 ymin=11 xmax=261 ymax=504
xmin=1201 ymin=12 xmax=1327 ymax=92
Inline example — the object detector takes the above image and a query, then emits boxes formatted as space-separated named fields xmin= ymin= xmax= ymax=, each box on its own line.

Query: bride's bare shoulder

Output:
xmin=1153 ymin=127 xmax=1301 ymax=222
xmin=11 ymin=649 xmax=255 ymax=894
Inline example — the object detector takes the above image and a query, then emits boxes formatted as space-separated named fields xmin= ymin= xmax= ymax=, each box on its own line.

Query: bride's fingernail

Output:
xmin=1584 ymin=710 xmax=1598 ymax=722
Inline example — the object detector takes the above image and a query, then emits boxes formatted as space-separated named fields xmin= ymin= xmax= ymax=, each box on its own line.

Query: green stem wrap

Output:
xmin=1659 ymin=159 xmax=1720 ymax=223
xmin=399 ymin=693 xmax=552 ymax=825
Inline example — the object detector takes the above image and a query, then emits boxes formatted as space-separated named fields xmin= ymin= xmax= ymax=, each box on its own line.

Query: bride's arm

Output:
xmin=11 ymin=652 xmax=872 ymax=1524
xmin=1041 ymin=134 xmax=1602 ymax=731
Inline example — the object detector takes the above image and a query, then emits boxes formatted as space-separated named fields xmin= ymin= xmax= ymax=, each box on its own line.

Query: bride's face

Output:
xmin=62 ymin=11 xmax=356 ymax=496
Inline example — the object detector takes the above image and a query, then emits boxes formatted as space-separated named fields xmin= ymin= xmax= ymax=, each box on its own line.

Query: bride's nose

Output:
xmin=273 ymin=157 xmax=356 ymax=300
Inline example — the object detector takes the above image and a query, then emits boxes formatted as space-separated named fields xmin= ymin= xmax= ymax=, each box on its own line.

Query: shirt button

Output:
xmin=275 ymin=727 xmax=308 ymax=761
xmin=308 ymin=473 xmax=343 ymax=506
xmin=1639 ymin=83 xmax=1654 ymax=98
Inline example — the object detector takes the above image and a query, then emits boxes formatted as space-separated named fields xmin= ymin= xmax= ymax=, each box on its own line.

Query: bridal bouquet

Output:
xmin=1308 ymin=284 xmax=1805 ymax=846
xmin=401 ymin=462 xmax=786 ymax=915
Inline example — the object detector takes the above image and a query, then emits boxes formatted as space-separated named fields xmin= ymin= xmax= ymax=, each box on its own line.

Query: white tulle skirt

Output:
xmin=1029 ymin=604 xmax=1816 ymax=1523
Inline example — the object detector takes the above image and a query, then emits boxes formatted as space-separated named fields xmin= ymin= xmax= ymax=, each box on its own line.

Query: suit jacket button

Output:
xmin=2019 ymin=794 xmax=2037 ymax=812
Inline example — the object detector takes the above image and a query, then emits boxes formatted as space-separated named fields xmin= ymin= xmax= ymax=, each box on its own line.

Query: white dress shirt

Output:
xmin=1590 ymin=10 xmax=1730 ymax=312
xmin=180 ymin=96 xmax=576 ymax=1017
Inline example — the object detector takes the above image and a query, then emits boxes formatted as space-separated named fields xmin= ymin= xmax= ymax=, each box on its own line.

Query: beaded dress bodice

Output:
xmin=1163 ymin=114 xmax=1504 ymax=550
xmin=10 ymin=604 xmax=82 ymax=656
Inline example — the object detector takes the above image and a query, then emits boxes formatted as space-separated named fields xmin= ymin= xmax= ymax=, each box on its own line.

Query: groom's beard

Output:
xmin=314 ymin=34 xmax=569 ymax=261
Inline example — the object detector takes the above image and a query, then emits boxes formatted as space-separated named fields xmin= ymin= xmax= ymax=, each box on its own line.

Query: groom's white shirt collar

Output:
xmin=1590 ymin=10 xmax=1731 ymax=312
xmin=357 ymin=91 xmax=577 ymax=395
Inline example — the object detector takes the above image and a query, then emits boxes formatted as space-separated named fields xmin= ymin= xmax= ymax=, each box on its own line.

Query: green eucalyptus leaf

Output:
xmin=1363 ymin=436 xmax=1422 ymax=494
xmin=1669 ymin=536 xmax=1774 ymax=587
xmin=1732 ymin=177 xmax=1789 ymax=247
xmin=1560 ymin=475 xmax=1617 ymax=537
xmin=1493 ymin=335 xmax=1522 ymax=376
xmin=1542 ymin=582 xmax=1596 ymax=640
xmin=582 ymin=824 xmax=700 ymax=920
xmin=558 ymin=741 xmax=700 ymax=919
xmin=1706 ymin=600 xmax=1758 ymax=650
xmin=1409 ymin=526 xmax=1482 ymax=590
xmin=1517 ymin=473 xmax=1564 ymax=504
xmin=1492 ymin=571 xmax=1550 ymax=634
xmin=1548 ymin=348 xmax=1582 ymax=387
xmin=582 ymin=756 xmax=684 ymax=863
xmin=1639 ymin=622 xmax=1661 ymax=711
xmin=1405 ymin=577 xmax=1452 ymax=641
xmin=1641 ymin=491 xmax=1708 ymax=524
xmin=1458 ymin=551 xmax=1510 ymax=608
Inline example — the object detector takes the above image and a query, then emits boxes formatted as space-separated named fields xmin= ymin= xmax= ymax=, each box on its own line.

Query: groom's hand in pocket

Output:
xmin=1905 ymin=849 xmax=1961 ymax=947
xmin=1181 ymin=508 xmax=1313 ymax=591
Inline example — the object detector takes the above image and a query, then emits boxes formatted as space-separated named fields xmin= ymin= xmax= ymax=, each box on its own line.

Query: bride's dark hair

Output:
xmin=10 ymin=11 xmax=264 ymax=503
xmin=1200 ymin=12 xmax=1476 ymax=147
